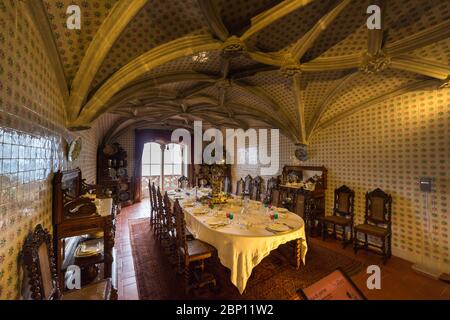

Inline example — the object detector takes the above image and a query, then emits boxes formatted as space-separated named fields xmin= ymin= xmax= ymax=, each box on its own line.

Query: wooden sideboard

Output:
xmin=52 ymin=169 xmax=117 ymax=291
xmin=279 ymin=165 xmax=327 ymax=236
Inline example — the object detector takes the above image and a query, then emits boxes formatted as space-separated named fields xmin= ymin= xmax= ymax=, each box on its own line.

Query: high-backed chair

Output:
xmin=174 ymin=200 xmax=216 ymax=293
xmin=223 ymin=176 xmax=231 ymax=194
xmin=149 ymin=181 xmax=156 ymax=227
xmin=354 ymin=188 xmax=392 ymax=264
xmin=23 ymin=225 xmax=114 ymax=300
xmin=154 ymin=187 xmax=165 ymax=240
xmin=269 ymin=186 xmax=281 ymax=207
xmin=151 ymin=183 xmax=158 ymax=228
xmin=264 ymin=177 xmax=279 ymax=204
xmin=250 ymin=176 xmax=262 ymax=201
xmin=163 ymin=192 xmax=177 ymax=262
xmin=178 ymin=176 xmax=189 ymax=189
xmin=244 ymin=175 xmax=253 ymax=196
xmin=236 ymin=178 xmax=244 ymax=196
xmin=322 ymin=185 xmax=355 ymax=247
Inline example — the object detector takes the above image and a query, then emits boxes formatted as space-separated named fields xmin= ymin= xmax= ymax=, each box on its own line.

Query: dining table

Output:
xmin=167 ymin=188 xmax=308 ymax=294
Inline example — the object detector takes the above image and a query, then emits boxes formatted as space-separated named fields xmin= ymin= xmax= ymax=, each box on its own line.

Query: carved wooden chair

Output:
xmin=244 ymin=174 xmax=253 ymax=196
xmin=149 ymin=181 xmax=155 ymax=227
xmin=154 ymin=186 xmax=165 ymax=241
xmin=150 ymin=183 xmax=158 ymax=229
xmin=263 ymin=177 xmax=279 ymax=204
xmin=163 ymin=192 xmax=177 ymax=263
xmin=250 ymin=176 xmax=262 ymax=201
xmin=269 ymin=186 xmax=281 ymax=207
xmin=178 ymin=176 xmax=189 ymax=189
xmin=235 ymin=178 xmax=244 ymax=196
xmin=322 ymin=185 xmax=355 ymax=247
xmin=23 ymin=224 xmax=114 ymax=300
xmin=354 ymin=188 xmax=392 ymax=264
xmin=174 ymin=200 xmax=216 ymax=293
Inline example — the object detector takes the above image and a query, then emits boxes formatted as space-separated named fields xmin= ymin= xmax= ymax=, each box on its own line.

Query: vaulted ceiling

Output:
xmin=28 ymin=0 xmax=450 ymax=144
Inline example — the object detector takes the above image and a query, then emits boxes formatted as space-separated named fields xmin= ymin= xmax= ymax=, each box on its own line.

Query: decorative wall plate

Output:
xmin=119 ymin=191 xmax=130 ymax=202
xmin=68 ymin=137 xmax=82 ymax=162
xmin=117 ymin=167 xmax=128 ymax=178
xmin=103 ymin=144 xmax=117 ymax=156
xmin=119 ymin=182 xmax=129 ymax=191
xmin=295 ymin=144 xmax=308 ymax=161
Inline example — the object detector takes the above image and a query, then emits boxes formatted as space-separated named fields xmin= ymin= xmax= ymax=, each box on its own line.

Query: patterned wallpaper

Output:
xmin=0 ymin=1 xmax=116 ymax=299
xmin=232 ymin=86 xmax=450 ymax=274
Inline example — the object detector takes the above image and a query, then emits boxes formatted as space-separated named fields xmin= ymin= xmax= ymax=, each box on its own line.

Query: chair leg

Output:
xmin=364 ymin=234 xmax=368 ymax=249
xmin=353 ymin=230 xmax=358 ymax=254
xmin=322 ymin=222 xmax=327 ymax=240
xmin=342 ymin=225 xmax=347 ymax=248
xmin=185 ymin=261 xmax=190 ymax=294
xmin=382 ymin=237 xmax=388 ymax=265
xmin=388 ymin=235 xmax=392 ymax=258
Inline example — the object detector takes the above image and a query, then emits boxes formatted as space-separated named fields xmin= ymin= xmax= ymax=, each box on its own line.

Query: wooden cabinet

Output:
xmin=97 ymin=142 xmax=133 ymax=208
xmin=279 ymin=165 xmax=327 ymax=236
xmin=52 ymin=169 xmax=117 ymax=291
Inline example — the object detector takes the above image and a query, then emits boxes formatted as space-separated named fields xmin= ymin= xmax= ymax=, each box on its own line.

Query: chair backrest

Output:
xmin=23 ymin=225 xmax=61 ymax=300
xmin=173 ymin=200 xmax=188 ymax=256
xmin=334 ymin=185 xmax=355 ymax=217
xmin=244 ymin=175 xmax=253 ymax=196
xmin=223 ymin=176 xmax=231 ymax=194
xmin=151 ymin=183 xmax=158 ymax=211
xmin=293 ymin=190 xmax=308 ymax=218
xmin=148 ymin=181 xmax=154 ymax=207
xmin=270 ymin=188 xmax=281 ymax=207
xmin=156 ymin=187 xmax=164 ymax=218
xmin=365 ymin=188 xmax=392 ymax=225
xmin=264 ymin=177 xmax=279 ymax=203
xmin=250 ymin=176 xmax=262 ymax=200
xmin=236 ymin=178 xmax=244 ymax=196
xmin=163 ymin=192 xmax=174 ymax=232
xmin=178 ymin=176 xmax=189 ymax=189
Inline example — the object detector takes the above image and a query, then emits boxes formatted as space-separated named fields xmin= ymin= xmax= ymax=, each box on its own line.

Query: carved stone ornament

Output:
xmin=280 ymin=59 xmax=302 ymax=78
xmin=440 ymin=76 xmax=450 ymax=89
xmin=221 ymin=36 xmax=247 ymax=58
xmin=360 ymin=52 xmax=391 ymax=74
xmin=215 ymin=79 xmax=232 ymax=89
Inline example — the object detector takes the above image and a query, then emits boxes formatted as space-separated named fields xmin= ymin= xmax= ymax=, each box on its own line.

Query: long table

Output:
xmin=168 ymin=190 xmax=308 ymax=294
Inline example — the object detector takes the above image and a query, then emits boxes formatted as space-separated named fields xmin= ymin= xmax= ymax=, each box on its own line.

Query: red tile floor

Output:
xmin=115 ymin=201 xmax=450 ymax=300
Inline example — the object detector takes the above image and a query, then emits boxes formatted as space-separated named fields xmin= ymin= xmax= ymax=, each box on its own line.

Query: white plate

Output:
xmin=266 ymin=223 xmax=290 ymax=232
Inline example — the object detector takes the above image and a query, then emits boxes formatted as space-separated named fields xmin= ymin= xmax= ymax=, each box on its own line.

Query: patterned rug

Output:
xmin=129 ymin=218 xmax=364 ymax=300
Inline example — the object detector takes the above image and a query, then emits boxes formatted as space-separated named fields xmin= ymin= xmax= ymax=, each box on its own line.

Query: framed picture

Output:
xmin=297 ymin=268 xmax=366 ymax=300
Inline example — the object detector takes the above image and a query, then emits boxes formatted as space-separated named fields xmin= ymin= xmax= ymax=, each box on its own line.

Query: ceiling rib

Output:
xmin=68 ymin=35 xmax=222 ymax=129
xmin=197 ymin=0 xmax=230 ymax=41
xmin=67 ymin=0 xmax=148 ymax=123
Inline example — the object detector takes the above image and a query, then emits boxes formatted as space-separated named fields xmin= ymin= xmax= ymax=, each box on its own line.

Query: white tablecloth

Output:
xmin=169 ymin=191 xmax=307 ymax=294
